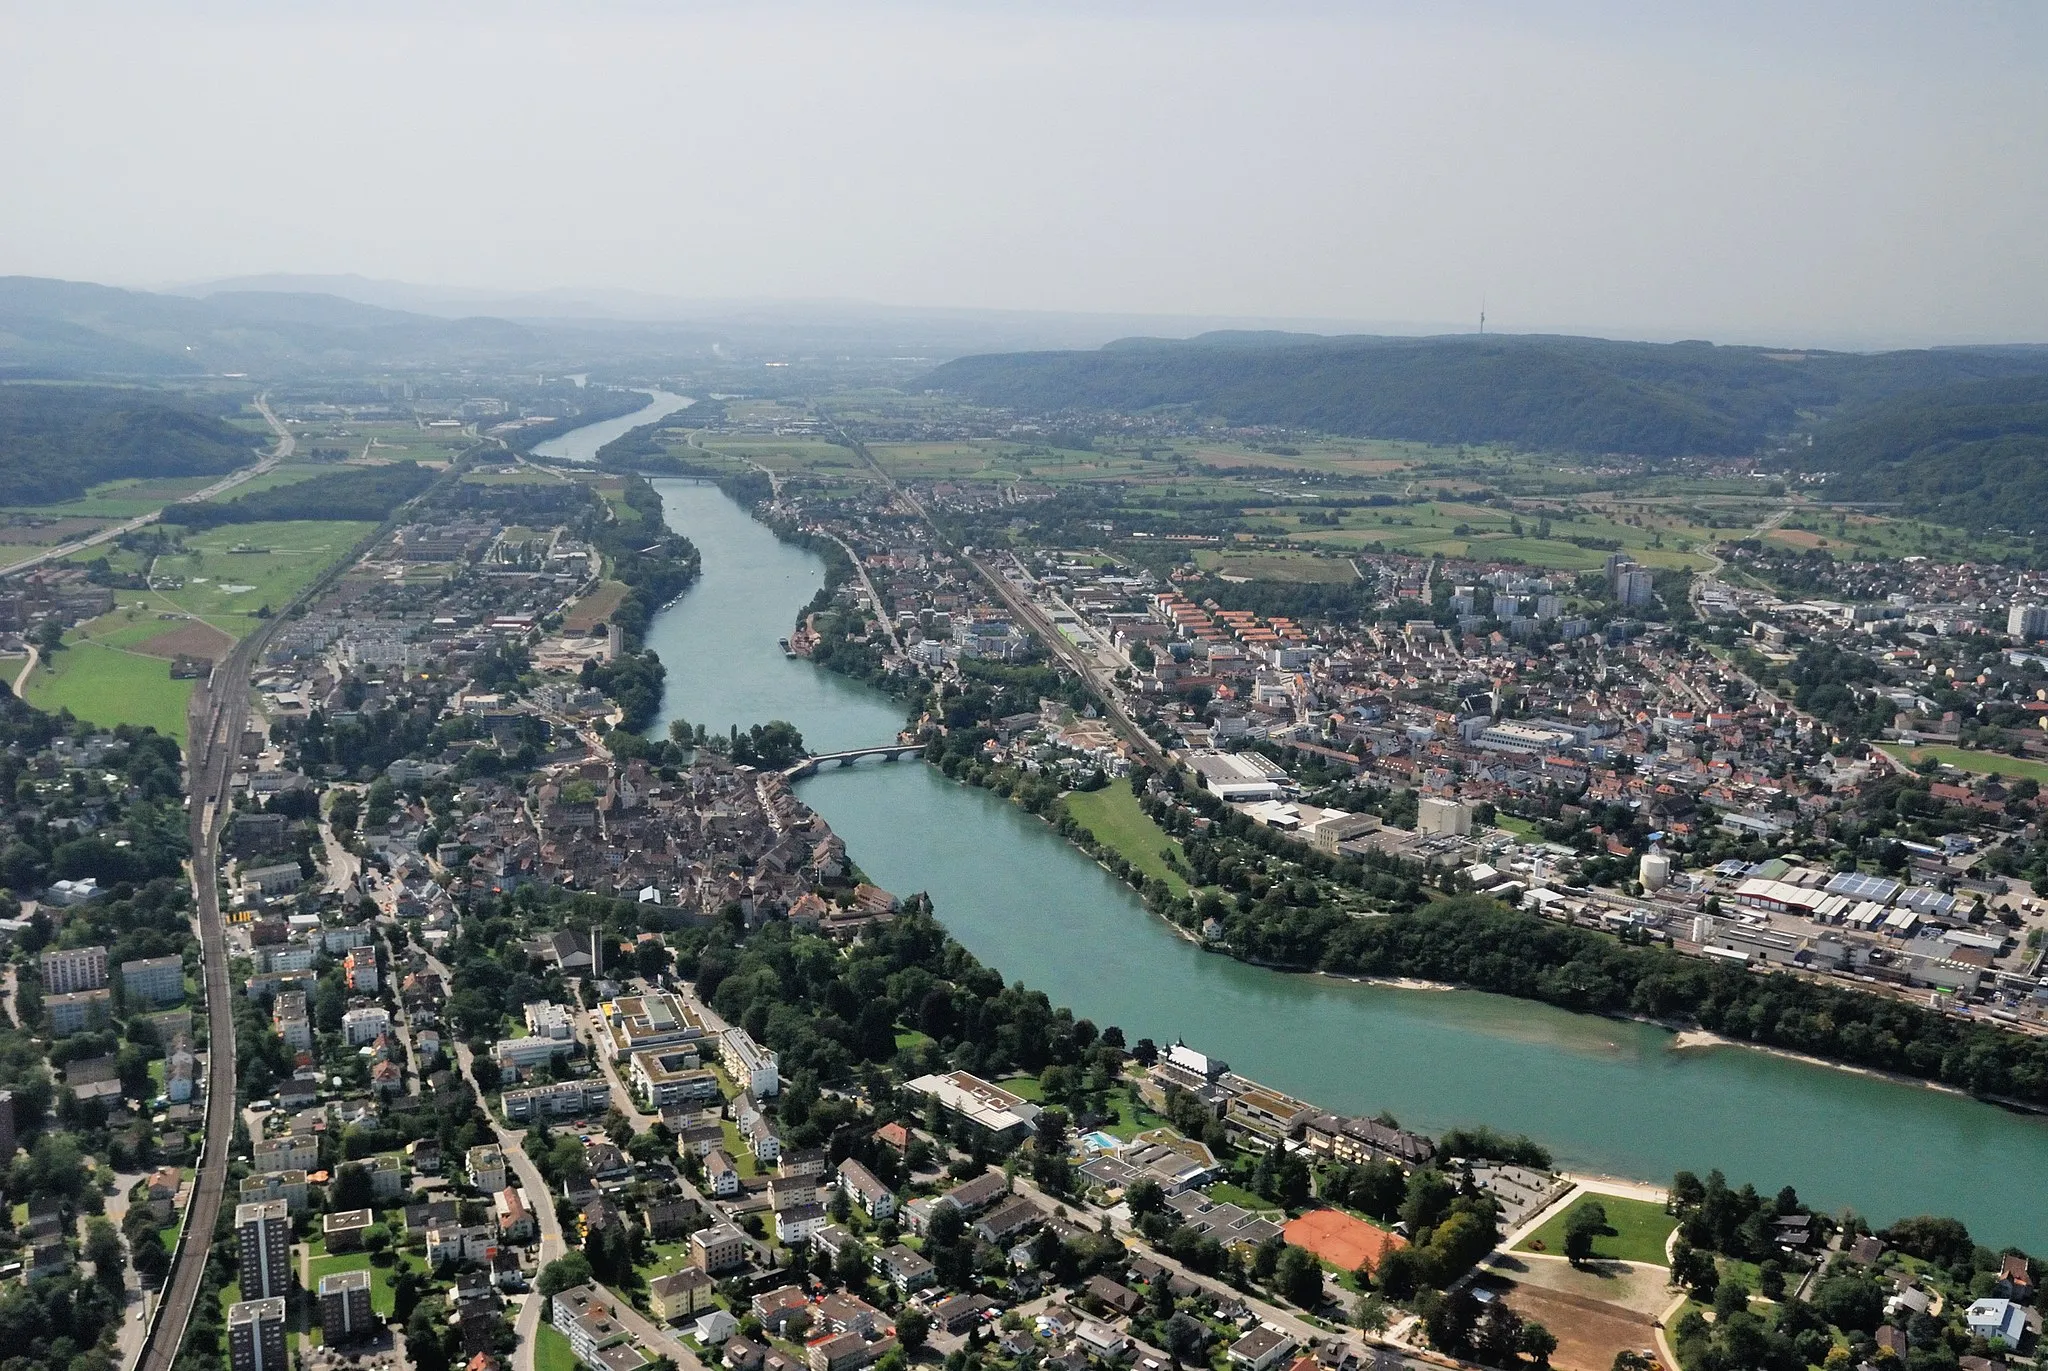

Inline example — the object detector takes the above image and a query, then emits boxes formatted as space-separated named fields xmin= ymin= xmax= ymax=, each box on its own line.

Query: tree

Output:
xmin=1563 ymin=1200 xmax=1609 ymax=1266
xmin=1519 ymin=1320 xmax=1558 ymax=1370
xmin=85 ymin=1217 xmax=124 ymax=1293
xmin=1161 ymin=1312 xmax=1208 ymax=1368
xmin=538 ymin=1252 xmax=593 ymax=1301
xmin=896 ymin=1308 xmax=930 ymax=1354
xmin=1275 ymin=1244 xmax=1324 ymax=1309
xmin=331 ymin=1161 xmax=374 ymax=1211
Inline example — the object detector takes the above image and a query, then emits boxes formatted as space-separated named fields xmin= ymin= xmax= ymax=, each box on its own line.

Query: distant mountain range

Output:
xmin=923 ymin=332 xmax=2048 ymax=460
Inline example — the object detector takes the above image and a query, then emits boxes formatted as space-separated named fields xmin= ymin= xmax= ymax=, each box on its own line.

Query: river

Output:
xmin=532 ymin=388 xmax=694 ymax=464
xmin=638 ymin=475 xmax=2048 ymax=1251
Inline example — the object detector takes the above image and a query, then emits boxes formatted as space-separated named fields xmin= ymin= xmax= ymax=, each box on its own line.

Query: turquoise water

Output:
xmin=639 ymin=475 xmax=2048 ymax=1251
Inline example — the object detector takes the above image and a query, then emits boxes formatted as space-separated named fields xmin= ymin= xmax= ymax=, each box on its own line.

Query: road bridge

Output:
xmin=782 ymin=743 xmax=925 ymax=779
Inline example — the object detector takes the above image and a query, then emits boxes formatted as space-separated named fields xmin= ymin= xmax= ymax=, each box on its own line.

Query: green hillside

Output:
xmin=0 ymin=383 xmax=261 ymax=503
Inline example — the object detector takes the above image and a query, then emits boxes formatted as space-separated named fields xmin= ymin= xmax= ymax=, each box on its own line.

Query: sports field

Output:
xmin=1284 ymin=1208 xmax=1405 ymax=1274
xmin=1515 ymin=1193 xmax=1676 ymax=1267
xmin=1876 ymin=743 xmax=2048 ymax=785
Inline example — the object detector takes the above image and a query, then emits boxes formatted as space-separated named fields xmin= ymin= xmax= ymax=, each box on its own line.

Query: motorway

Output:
xmin=1 ymin=394 xmax=294 ymax=580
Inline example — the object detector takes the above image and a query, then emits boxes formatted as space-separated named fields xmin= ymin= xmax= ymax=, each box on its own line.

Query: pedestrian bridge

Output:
xmin=782 ymin=743 xmax=925 ymax=779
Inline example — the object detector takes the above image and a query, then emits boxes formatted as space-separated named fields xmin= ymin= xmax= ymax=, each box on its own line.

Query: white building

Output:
xmin=341 ymin=1006 xmax=392 ymax=1047
xmin=720 ymin=1028 xmax=780 ymax=1097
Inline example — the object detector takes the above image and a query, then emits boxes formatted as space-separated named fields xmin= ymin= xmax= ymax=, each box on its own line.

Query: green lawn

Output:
xmin=1063 ymin=786 xmax=1189 ymax=897
xmin=306 ymin=1250 xmax=402 ymax=1316
xmin=1101 ymin=1093 xmax=1167 ymax=1141
xmin=719 ymin=1122 xmax=759 ymax=1177
xmin=535 ymin=1324 xmax=580 ymax=1371
xmin=1205 ymin=1182 xmax=1283 ymax=1214
xmin=1515 ymin=1193 xmax=1676 ymax=1267
xmin=1493 ymin=814 xmax=1541 ymax=841
xmin=25 ymin=639 xmax=195 ymax=740
xmin=1876 ymin=743 xmax=2048 ymax=786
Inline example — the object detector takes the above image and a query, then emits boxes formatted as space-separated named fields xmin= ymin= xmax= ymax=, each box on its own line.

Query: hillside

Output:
xmin=0 ymin=383 xmax=262 ymax=502
xmin=1801 ymin=375 xmax=2048 ymax=532
xmin=0 ymin=276 xmax=542 ymax=375
xmin=923 ymin=333 xmax=2048 ymax=458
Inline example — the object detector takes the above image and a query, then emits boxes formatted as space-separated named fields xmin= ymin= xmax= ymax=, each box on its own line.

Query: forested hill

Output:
xmin=0 ymin=383 xmax=262 ymax=503
xmin=1800 ymin=374 xmax=2048 ymax=532
xmin=923 ymin=333 xmax=2048 ymax=458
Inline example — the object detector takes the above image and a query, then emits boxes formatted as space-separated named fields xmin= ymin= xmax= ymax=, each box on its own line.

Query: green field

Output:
xmin=1515 ymin=1193 xmax=1676 ymax=1266
xmin=25 ymin=640 xmax=195 ymax=740
xmin=1193 ymin=549 xmax=1361 ymax=584
xmin=1876 ymin=743 xmax=2048 ymax=785
xmin=142 ymin=519 xmax=376 ymax=630
xmin=1063 ymin=786 xmax=1189 ymax=897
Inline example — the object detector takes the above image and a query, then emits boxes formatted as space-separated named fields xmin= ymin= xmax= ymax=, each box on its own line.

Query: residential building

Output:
xmin=254 ymin=1134 xmax=319 ymax=1173
xmin=875 ymin=1243 xmax=935 ymax=1292
xmin=1965 ymin=1299 xmax=2027 ymax=1347
xmin=807 ymin=1333 xmax=894 ymax=1371
xmin=690 ymin=1222 xmax=748 ymax=1273
xmin=227 ymin=1297 xmax=288 ymax=1371
xmin=495 ymin=1187 xmax=535 ymax=1242
xmin=427 ymin=1224 xmax=497 ymax=1267
xmin=236 ymin=1200 xmax=292 ymax=1300
xmin=552 ymin=1284 xmax=635 ymax=1367
xmin=837 ymin=1159 xmax=895 ymax=1220
xmin=500 ymin=1079 xmax=611 ymax=1122
xmin=706 ymin=1149 xmax=741 ymax=1196
xmin=650 ymin=1268 xmax=715 ymax=1323
xmin=46 ymin=989 xmax=112 ymax=1035
xmin=324 ymin=1208 xmax=374 ymax=1252
xmin=119 ymin=955 xmax=184 ymax=1005
xmin=41 ymin=945 xmax=109 ymax=994
xmin=342 ymin=1005 xmax=392 ymax=1046
xmin=721 ymin=1028 xmax=780 ymax=1096
xmin=272 ymin=991 xmax=313 ymax=1051
xmin=775 ymin=1201 xmax=827 ymax=1246
xmin=320 ymin=1269 xmax=376 ymax=1344
xmin=1415 ymin=797 xmax=1472 ymax=837
xmin=469 ymin=1144 xmax=507 ymax=1194
xmin=631 ymin=1048 xmax=721 ymax=1107
xmin=1230 ymin=1328 xmax=1298 ymax=1371
xmin=239 ymin=1170 xmax=309 ymax=1213
xmin=902 ymin=1071 xmax=1038 ymax=1147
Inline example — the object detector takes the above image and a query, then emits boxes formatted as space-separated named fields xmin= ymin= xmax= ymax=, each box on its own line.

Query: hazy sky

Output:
xmin=4 ymin=1 xmax=2044 ymax=346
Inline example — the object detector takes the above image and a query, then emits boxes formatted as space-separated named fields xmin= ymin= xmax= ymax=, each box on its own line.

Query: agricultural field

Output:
xmin=25 ymin=640 xmax=196 ymax=740
xmin=0 ymin=474 xmax=224 ymax=520
xmin=138 ymin=519 xmax=377 ymax=632
xmin=199 ymin=460 xmax=337 ymax=500
xmin=684 ymin=433 xmax=877 ymax=491
xmin=0 ymin=515 xmax=113 ymax=569
xmin=1192 ymin=549 xmax=1361 ymax=583
xmin=285 ymin=418 xmax=472 ymax=466
xmin=1763 ymin=508 xmax=2035 ymax=565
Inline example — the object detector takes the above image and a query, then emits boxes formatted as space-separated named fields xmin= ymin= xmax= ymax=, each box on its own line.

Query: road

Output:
xmin=1 ymin=394 xmax=295 ymax=581
xmin=816 ymin=530 xmax=902 ymax=654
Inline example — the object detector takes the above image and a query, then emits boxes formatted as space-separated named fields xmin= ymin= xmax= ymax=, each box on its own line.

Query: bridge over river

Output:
xmin=782 ymin=743 xmax=925 ymax=779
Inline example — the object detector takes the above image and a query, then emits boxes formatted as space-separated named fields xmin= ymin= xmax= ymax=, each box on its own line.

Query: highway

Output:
xmin=1 ymin=394 xmax=294 ymax=581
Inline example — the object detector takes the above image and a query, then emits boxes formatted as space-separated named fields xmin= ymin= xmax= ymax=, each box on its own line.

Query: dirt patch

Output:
xmin=1283 ymin=1209 xmax=1404 ymax=1274
xmin=1764 ymin=528 xmax=1831 ymax=550
xmin=1490 ymin=1254 xmax=1672 ymax=1316
xmin=0 ymin=517 xmax=106 ymax=543
xmin=1483 ymin=1276 xmax=1665 ymax=1371
xmin=135 ymin=621 xmax=235 ymax=661
xmin=563 ymin=581 xmax=627 ymax=634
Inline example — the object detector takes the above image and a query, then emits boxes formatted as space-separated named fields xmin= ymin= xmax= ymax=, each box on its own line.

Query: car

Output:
xmin=249 ymin=1100 xmax=273 ymax=1114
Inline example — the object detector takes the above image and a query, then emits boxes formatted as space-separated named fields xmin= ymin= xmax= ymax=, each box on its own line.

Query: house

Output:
xmin=427 ymin=1224 xmax=497 ymax=1267
xmin=1965 ymin=1300 xmax=2028 ymax=1348
xmin=1230 ymin=1327 xmax=1298 ymax=1371
xmin=725 ymin=1337 xmax=769 ymax=1371
xmin=650 ymin=1268 xmax=715 ymax=1323
xmin=1074 ymin=1322 xmax=1131 ymax=1362
xmin=837 ymin=1160 xmax=895 ymax=1220
xmin=695 ymin=1310 xmax=740 ymax=1346
xmin=1086 ymin=1276 xmax=1145 ymax=1318
xmin=972 ymin=1195 xmax=1045 ymax=1246
xmin=705 ymin=1148 xmax=742 ymax=1197
xmin=932 ymin=1294 xmax=996 ymax=1334
xmin=495 ymin=1188 xmax=535 ymax=1242
xmin=875 ymin=1123 xmax=910 ymax=1155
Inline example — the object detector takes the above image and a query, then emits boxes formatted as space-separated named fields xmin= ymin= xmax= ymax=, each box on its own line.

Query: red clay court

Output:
xmin=1284 ymin=1209 xmax=1405 ymax=1274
